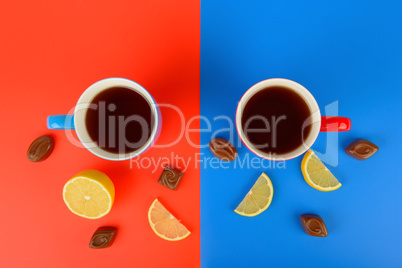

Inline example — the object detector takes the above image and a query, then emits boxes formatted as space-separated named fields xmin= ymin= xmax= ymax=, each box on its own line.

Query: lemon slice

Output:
xmin=234 ymin=172 xmax=274 ymax=217
xmin=63 ymin=170 xmax=115 ymax=219
xmin=148 ymin=199 xmax=191 ymax=241
xmin=301 ymin=150 xmax=341 ymax=191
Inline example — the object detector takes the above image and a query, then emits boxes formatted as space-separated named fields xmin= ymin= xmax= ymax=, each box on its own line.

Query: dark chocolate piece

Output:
xmin=345 ymin=139 xmax=378 ymax=160
xmin=209 ymin=138 xmax=237 ymax=161
xmin=89 ymin=227 xmax=117 ymax=249
xmin=27 ymin=135 xmax=54 ymax=162
xmin=300 ymin=214 xmax=328 ymax=237
xmin=158 ymin=166 xmax=184 ymax=190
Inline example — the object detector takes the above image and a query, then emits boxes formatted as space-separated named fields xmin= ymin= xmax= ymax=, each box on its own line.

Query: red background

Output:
xmin=0 ymin=1 xmax=200 ymax=267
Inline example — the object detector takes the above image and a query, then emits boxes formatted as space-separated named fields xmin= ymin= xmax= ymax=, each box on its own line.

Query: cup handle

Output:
xmin=47 ymin=115 xmax=75 ymax=130
xmin=320 ymin=116 xmax=351 ymax=132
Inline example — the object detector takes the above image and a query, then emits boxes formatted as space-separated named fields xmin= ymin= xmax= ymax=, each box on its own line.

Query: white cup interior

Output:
xmin=74 ymin=78 xmax=159 ymax=161
xmin=235 ymin=78 xmax=321 ymax=161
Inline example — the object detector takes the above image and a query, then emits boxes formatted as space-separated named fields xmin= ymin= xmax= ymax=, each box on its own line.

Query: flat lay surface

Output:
xmin=201 ymin=0 xmax=402 ymax=267
xmin=1 ymin=0 xmax=401 ymax=267
xmin=0 ymin=1 xmax=200 ymax=267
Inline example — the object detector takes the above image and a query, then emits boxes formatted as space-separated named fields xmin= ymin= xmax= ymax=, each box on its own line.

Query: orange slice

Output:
xmin=148 ymin=199 xmax=191 ymax=241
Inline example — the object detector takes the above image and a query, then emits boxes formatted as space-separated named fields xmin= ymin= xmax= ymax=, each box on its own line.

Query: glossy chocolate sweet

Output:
xmin=209 ymin=138 xmax=237 ymax=161
xmin=300 ymin=214 xmax=328 ymax=237
xmin=345 ymin=139 xmax=378 ymax=160
xmin=27 ymin=135 xmax=54 ymax=162
xmin=158 ymin=166 xmax=184 ymax=190
xmin=89 ymin=227 xmax=117 ymax=249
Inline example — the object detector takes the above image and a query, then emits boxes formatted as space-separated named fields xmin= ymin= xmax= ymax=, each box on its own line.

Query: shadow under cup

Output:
xmin=236 ymin=79 xmax=321 ymax=161
xmin=74 ymin=78 xmax=160 ymax=161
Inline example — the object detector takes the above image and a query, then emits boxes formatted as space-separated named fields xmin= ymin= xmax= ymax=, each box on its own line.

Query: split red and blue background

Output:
xmin=1 ymin=0 xmax=402 ymax=267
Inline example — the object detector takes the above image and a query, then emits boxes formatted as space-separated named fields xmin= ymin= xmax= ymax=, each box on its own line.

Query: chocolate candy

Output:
xmin=300 ymin=214 xmax=328 ymax=237
xmin=345 ymin=139 xmax=378 ymax=160
xmin=27 ymin=135 xmax=54 ymax=162
xmin=89 ymin=227 xmax=117 ymax=249
xmin=158 ymin=166 xmax=184 ymax=190
xmin=209 ymin=138 xmax=237 ymax=161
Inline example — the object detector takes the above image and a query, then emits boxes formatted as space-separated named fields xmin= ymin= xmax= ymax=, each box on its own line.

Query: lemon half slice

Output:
xmin=63 ymin=170 xmax=115 ymax=219
xmin=234 ymin=172 xmax=274 ymax=217
xmin=301 ymin=150 xmax=341 ymax=191
xmin=148 ymin=199 xmax=191 ymax=241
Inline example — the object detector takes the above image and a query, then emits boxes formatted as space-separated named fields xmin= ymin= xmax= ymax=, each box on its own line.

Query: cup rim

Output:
xmin=74 ymin=77 xmax=159 ymax=161
xmin=235 ymin=78 xmax=321 ymax=161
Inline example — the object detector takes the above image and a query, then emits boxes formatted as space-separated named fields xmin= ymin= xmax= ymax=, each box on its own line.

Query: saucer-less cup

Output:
xmin=236 ymin=78 xmax=351 ymax=161
xmin=47 ymin=78 xmax=161 ymax=161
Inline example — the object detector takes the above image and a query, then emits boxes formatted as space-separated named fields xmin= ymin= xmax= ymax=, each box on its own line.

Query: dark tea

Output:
xmin=241 ymin=86 xmax=312 ymax=155
xmin=85 ymin=87 xmax=153 ymax=154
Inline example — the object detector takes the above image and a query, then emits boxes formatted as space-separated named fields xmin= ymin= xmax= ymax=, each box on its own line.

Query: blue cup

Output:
xmin=47 ymin=78 xmax=161 ymax=161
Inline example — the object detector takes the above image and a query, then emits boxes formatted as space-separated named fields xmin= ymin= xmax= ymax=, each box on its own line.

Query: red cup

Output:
xmin=235 ymin=78 xmax=351 ymax=161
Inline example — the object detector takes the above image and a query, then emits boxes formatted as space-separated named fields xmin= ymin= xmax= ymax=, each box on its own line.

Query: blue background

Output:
xmin=201 ymin=0 xmax=402 ymax=267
